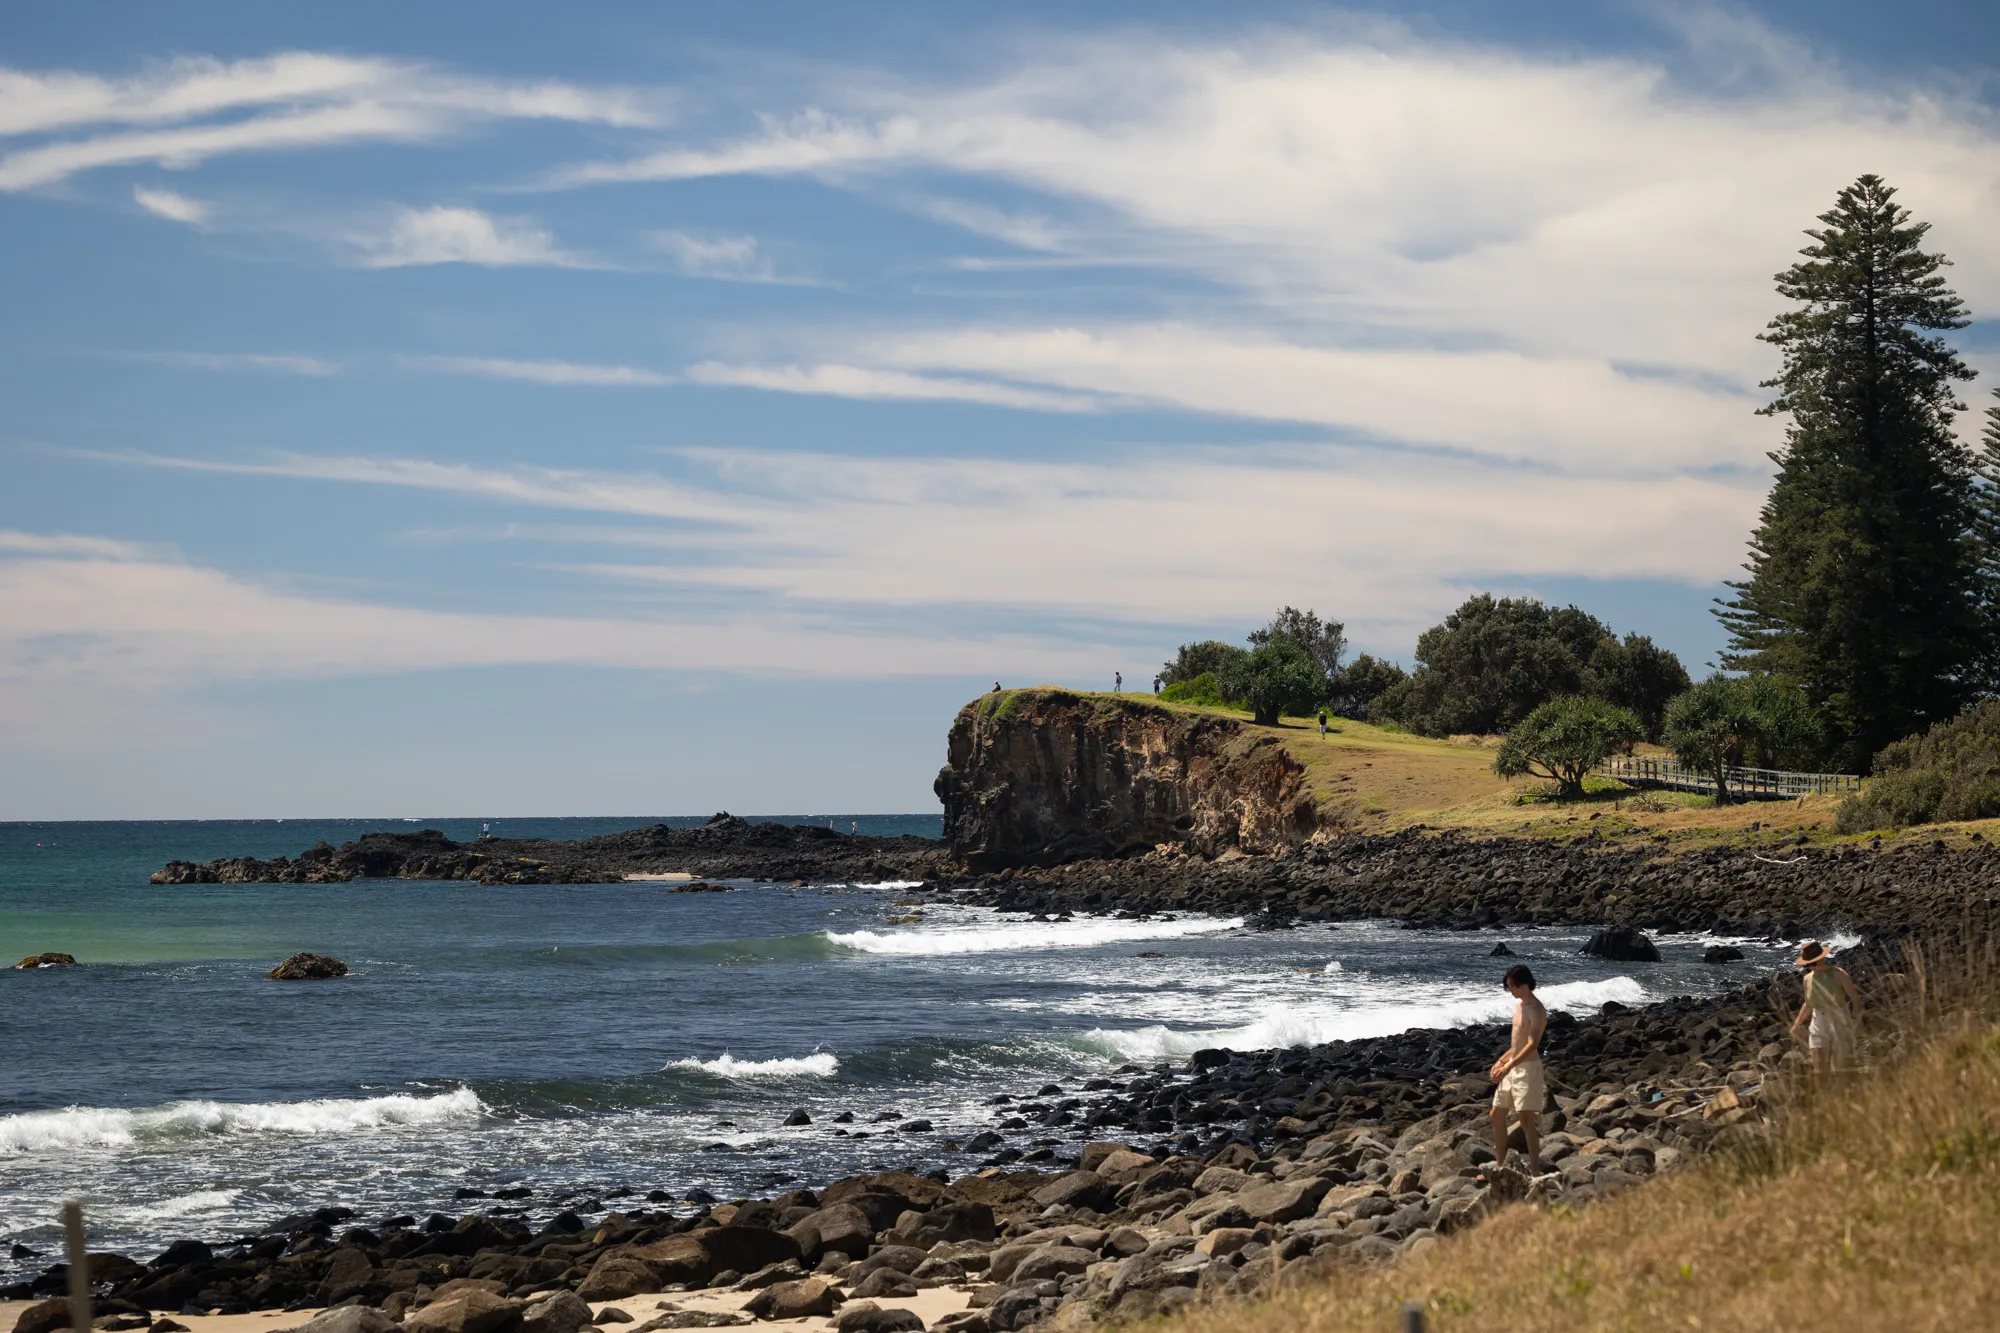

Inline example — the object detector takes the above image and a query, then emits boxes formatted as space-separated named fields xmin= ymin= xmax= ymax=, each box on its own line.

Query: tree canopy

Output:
xmin=1158 ymin=640 xmax=1249 ymax=689
xmin=1493 ymin=696 xmax=1642 ymax=800
xmin=1716 ymin=174 xmax=1980 ymax=771
xmin=1217 ymin=636 xmax=1325 ymax=726
xmin=1662 ymin=674 xmax=1823 ymax=804
xmin=1372 ymin=594 xmax=1687 ymax=739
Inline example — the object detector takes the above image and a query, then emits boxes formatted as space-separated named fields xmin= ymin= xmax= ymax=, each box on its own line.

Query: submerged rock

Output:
xmin=1581 ymin=927 xmax=1659 ymax=962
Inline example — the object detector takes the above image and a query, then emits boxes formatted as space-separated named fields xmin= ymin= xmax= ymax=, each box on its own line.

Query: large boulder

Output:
xmin=14 ymin=953 xmax=77 ymax=969
xmin=1010 ymin=1247 xmax=1094 ymax=1283
xmin=625 ymin=1236 xmax=715 ymax=1288
xmin=1580 ymin=928 xmax=1659 ymax=963
xmin=520 ymin=1292 xmax=591 ymax=1333
xmin=693 ymin=1225 xmax=799 ymax=1276
xmin=403 ymin=1290 xmax=522 ymax=1333
xmin=294 ymin=1309 xmax=399 ymax=1333
xmin=743 ymin=1277 xmax=842 ymax=1320
xmin=1235 ymin=1176 xmax=1333 ymax=1224
xmin=1029 ymin=1171 xmax=1117 ymax=1213
xmin=832 ymin=1303 xmax=925 ymax=1333
xmin=13 ymin=1300 xmax=73 ymax=1333
xmin=785 ymin=1204 xmax=874 ymax=1262
xmin=576 ymin=1256 xmax=662 ymax=1302
xmin=269 ymin=953 xmax=348 ymax=980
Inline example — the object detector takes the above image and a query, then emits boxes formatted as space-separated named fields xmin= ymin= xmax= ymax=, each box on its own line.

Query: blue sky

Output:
xmin=3 ymin=1 xmax=1997 ymax=818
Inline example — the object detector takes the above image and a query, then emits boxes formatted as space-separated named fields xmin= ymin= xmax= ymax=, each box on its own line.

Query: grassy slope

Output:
xmin=1153 ymin=960 xmax=2000 ymax=1332
xmin=1060 ymin=689 xmax=1988 ymax=850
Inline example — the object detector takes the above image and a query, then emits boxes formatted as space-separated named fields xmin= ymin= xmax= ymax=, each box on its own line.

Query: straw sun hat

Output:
xmin=1795 ymin=940 xmax=1831 ymax=966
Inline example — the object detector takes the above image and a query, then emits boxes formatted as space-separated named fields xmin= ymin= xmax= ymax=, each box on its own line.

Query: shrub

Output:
xmin=1836 ymin=699 xmax=2000 ymax=832
xmin=1492 ymin=696 xmax=1642 ymax=799
xmin=1328 ymin=653 xmax=1408 ymax=720
xmin=1159 ymin=673 xmax=1233 ymax=707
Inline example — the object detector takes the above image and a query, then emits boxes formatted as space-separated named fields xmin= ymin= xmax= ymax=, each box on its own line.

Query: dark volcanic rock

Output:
xmin=1582 ymin=928 xmax=1660 ymax=962
xmin=1704 ymin=945 xmax=1746 ymax=964
xmin=154 ymin=813 xmax=944 ymax=888
xmin=934 ymin=689 xmax=1317 ymax=869
xmin=14 ymin=952 xmax=77 ymax=969
xmin=268 ymin=953 xmax=348 ymax=980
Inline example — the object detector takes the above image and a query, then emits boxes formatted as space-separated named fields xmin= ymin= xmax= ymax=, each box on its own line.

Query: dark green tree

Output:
xmin=1493 ymin=696 xmax=1642 ymax=800
xmin=1715 ymin=175 xmax=1979 ymax=770
xmin=1592 ymin=633 xmax=1693 ymax=742
xmin=1970 ymin=388 xmax=2000 ymax=695
xmin=1328 ymin=653 xmax=1408 ymax=720
xmin=1373 ymin=594 xmax=1617 ymax=736
xmin=1217 ymin=637 xmax=1323 ymax=726
xmin=1248 ymin=607 xmax=1346 ymax=692
xmin=1663 ymin=674 xmax=1824 ymax=804
xmin=1159 ymin=640 xmax=1249 ymax=688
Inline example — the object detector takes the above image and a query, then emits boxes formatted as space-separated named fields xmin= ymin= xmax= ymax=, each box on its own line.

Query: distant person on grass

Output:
xmin=1490 ymin=963 xmax=1547 ymax=1173
xmin=1317 ymin=708 xmax=1329 ymax=736
xmin=1790 ymin=940 xmax=1861 ymax=1081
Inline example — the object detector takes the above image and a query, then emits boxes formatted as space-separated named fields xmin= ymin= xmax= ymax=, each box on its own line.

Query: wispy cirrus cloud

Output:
xmin=0 ymin=51 xmax=664 ymax=191
xmin=128 ymin=350 xmax=341 ymax=376
xmin=399 ymin=355 xmax=675 ymax=387
xmin=351 ymin=205 xmax=585 ymax=268
xmin=131 ymin=183 xmax=207 ymax=224
xmin=683 ymin=360 xmax=1102 ymax=413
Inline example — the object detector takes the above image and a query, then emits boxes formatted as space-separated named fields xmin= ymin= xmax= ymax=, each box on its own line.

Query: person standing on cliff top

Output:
xmin=1115 ymin=671 xmax=1122 ymax=693
xmin=1790 ymin=940 xmax=1861 ymax=1081
xmin=1490 ymin=963 xmax=1547 ymax=1173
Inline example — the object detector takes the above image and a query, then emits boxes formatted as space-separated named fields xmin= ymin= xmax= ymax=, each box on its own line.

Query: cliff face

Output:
xmin=934 ymin=689 xmax=1318 ymax=869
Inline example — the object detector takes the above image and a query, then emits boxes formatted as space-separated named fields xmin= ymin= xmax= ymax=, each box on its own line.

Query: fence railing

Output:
xmin=1595 ymin=754 xmax=1861 ymax=800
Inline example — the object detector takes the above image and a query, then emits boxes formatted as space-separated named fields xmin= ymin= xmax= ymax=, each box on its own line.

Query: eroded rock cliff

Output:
xmin=934 ymin=689 xmax=1318 ymax=868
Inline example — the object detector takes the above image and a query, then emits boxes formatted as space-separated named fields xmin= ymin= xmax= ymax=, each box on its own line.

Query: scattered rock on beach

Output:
xmin=13 ymin=1299 xmax=74 ymax=1333
xmin=13 ymin=952 xmax=77 ymax=969
xmin=268 ymin=953 xmax=348 ymax=980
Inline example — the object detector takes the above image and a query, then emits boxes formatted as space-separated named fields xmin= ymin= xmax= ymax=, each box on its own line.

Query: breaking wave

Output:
xmin=0 ymin=1088 xmax=486 ymax=1155
xmin=1077 ymin=976 xmax=1650 ymax=1062
xmin=665 ymin=1052 xmax=841 ymax=1079
xmin=828 ymin=915 xmax=1243 ymax=956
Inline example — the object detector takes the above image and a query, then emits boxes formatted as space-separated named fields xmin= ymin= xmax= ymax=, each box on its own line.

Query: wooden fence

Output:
xmin=1595 ymin=754 xmax=1861 ymax=800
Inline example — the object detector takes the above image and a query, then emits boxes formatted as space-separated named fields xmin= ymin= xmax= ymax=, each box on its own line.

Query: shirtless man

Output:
xmin=1489 ymin=963 xmax=1548 ymax=1172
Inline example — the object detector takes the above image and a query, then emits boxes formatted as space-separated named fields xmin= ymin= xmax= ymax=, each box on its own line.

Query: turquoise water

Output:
xmin=0 ymin=817 xmax=1790 ymax=1273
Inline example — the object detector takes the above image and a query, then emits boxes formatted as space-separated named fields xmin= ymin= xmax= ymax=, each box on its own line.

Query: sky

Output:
xmin=3 ymin=1 xmax=1998 ymax=819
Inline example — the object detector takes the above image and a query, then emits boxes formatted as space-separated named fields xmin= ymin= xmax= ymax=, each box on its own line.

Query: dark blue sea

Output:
xmin=0 ymin=816 xmax=1800 ymax=1272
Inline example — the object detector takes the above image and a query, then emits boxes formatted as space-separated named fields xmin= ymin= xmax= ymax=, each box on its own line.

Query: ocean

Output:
xmin=0 ymin=816 xmax=1797 ymax=1274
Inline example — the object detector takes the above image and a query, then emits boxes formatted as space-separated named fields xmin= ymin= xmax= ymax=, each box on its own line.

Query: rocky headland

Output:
xmin=151 ymin=815 xmax=947 ymax=888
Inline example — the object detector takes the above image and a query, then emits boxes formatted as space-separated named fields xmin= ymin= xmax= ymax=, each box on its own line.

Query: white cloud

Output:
xmin=131 ymin=183 xmax=207 ymax=224
xmin=550 ymin=24 xmax=2000 ymax=384
xmin=85 ymin=446 xmax=1761 ymax=649
xmin=651 ymin=230 xmax=780 ymax=281
xmin=133 ymin=350 xmax=340 ymax=376
xmin=0 ymin=51 xmax=664 ymax=190
xmin=684 ymin=361 xmax=1102 ymax=413
xmin=352 ymin=206 xmax=581 ymax=268
xmin=400 ymin=356 xmax=674 ymax=387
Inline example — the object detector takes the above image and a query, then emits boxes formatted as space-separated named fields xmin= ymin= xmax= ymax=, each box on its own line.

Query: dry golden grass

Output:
xmin=1151 ymin=940 xmax=2000 ymax=1332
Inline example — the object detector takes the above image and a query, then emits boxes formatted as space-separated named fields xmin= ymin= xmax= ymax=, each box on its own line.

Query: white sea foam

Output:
xmin=666 ymin=1052 xmax=840 ymax=1078
xmin=1322 ymin=960 xmax=1344 ymax=974
xmin=1079 ymin=976 xmax=1649 ymax=1061
xmin=828 ymin=915 xmax=1243 ymax=956
xmin=0 ymin=1088 xmax=485 ymax=1155
xmin=124 ymin=1189 xmax=242 ymax=1222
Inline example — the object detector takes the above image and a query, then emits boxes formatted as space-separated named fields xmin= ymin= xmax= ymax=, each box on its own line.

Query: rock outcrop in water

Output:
xmin=151 ymin=814 xmax=948 ymax=887
xmin=934 ymin=690 xmax=1318 ymax=869
xmin=14 ymin=952 xmax=77 ymax=968
xmin=268 ymin=953 xmax=348 ymax=980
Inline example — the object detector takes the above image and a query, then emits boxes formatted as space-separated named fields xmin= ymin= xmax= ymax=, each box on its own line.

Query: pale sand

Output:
xmin=2 ymin=1282 xmax=975 ymax=1333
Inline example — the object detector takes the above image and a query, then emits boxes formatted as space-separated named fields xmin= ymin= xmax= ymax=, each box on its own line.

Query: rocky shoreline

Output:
xmin=149 ymin=816 xmax=948 ymax=888
xmin=4 ymin=957 xmax=1811 ymax=1332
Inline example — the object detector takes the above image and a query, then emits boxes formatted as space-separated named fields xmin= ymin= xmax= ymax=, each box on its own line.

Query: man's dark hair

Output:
xmin=1504 ymin=964 xmax=1537 ymax=990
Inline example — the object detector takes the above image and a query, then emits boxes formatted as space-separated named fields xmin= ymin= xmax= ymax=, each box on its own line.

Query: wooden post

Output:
xmin=1402 ymin=1300 xmax=1427 ymax=1332
xmin=63 ymin=1200 xmax=91 ymax=1333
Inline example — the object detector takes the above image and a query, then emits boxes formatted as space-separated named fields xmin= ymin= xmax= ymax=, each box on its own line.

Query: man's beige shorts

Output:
xmin=1493 ymin=1059 xmax=1545 ymax=1115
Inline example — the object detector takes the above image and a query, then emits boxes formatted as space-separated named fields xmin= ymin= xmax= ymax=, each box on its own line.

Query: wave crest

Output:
xmin=1078 ymin=976 xmax=1649 ymax=1061
xmin=829 ymin=915 xmax=1243 ymax=957
xmin=0 ymin=1088 xmax=486 ymax=1155
xmin=665 ymin=1052 xmax=840 ymax=1079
